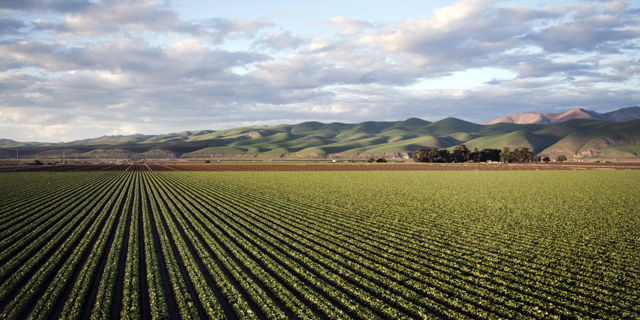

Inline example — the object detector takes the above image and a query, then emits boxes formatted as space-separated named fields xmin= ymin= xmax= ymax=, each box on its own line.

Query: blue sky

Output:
xmin=1 ymin=0 xmax=639 ymax=142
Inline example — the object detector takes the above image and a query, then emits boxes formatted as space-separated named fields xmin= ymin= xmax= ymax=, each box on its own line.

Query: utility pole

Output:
xmin=46 ymin=150 xmax=48 ymax=165
xmin=63 ymin=151 xmax=65 ymax=164
xmin=16 ymin=147 xmax=19 ymax=167
xmin=76 ymin=153 xmax=78 ymax=163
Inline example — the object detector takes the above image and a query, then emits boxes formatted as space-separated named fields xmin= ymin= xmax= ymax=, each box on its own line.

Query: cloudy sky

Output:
xmin=1 ymin=0 xmax=639 ymax=142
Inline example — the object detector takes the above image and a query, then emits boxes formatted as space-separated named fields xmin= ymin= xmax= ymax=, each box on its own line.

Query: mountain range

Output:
xmin=482 ymin=106 xmax=640 ymax=125
xmin=2 ymin=107 xmax=639 ymax=160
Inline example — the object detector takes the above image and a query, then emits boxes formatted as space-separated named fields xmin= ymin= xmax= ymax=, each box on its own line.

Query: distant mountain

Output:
xmin=2 ymin=115 xmax=639 ymax=160
xmin=483 ymin=106 xmax=640 ymax=125
xmin=0 ymin=139 xmax=46 ymax=148
xmin=602 ymin=106 xmax=640 ymax=122
xmin=0 ymin=139 xmax=17 ymax=147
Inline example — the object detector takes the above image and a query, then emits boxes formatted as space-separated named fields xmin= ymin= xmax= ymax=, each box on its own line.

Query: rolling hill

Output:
xmin=2 ymin=117 xmax=639 ymax=160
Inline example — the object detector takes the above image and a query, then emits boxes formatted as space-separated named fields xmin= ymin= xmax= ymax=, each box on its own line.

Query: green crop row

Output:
xmin=57 ymin=173 xmax=134 ymax=320
xmin=0 ymin=172 xmax=127 ymax=302
xmin=1 ymin=173 xmax=130 ymax=320
xmin=0 ymin=170 xmax=637 ymax=319
xmin=144 ymin=172 xmax=227 ymax=320
xmin=120 ymin=172 xmax=141 ymax=320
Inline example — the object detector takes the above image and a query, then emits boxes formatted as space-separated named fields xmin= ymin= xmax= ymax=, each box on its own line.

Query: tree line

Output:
xmin=413 ymin=145 xmax=566 ymax=163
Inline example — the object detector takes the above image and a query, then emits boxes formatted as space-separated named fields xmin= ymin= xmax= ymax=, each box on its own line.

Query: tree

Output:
xmin=413 ymin=147 xmax=449 ymax=163
xmin=412 ymin=149 xmax=429 ymax=163
xmin=438 ymin=149 xmax=452 ymax=163
xmin=531 ymin=155 xmax=541 ymax=163
xmin=426 ymin=147 xmax=440 ymax=162
xmin=543 ymin=157 xmax=550 ymax=163
xmin=376 ymin=157 xmax=387 ymax=163
xmin=556 ymin=155 xmax=567 ymax=163
xmin=500 ymin=147 xmax=511 ymax=163
xmin=367 ymin=157 xmax=376 ymax=163
xmin=469 ymin=148 xmax=481 ymax=162
xmin=452 ymin=145 xmax=470 ymax=163
xmin=512 ymin=147 xmax=533 ymax=163
xmin=481 ymin=149 xmax=502 ymax=162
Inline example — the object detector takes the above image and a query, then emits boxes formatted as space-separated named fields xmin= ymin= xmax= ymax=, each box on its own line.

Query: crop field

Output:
xmin=0 ymin=170 xmax=638 ymax=319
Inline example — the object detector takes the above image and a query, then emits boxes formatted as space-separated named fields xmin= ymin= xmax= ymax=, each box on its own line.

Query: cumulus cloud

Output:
xmin=251 ymin=31 xmax=309 ymax=51
xmin=0 ymin=0 xmax=91 ymax=12
xmin=0 ymin=17 xmax=27 ymax=34
xmin=199 ymin=18 xmax=274 ymax=43
xmin=111 ymin=123 xmax=138 ymax=135
xmin=0 ymin=37 xmax=269 ymax=78
xmin=525 ymin=16 xmax=640 ymax=53
xmin=1 ymin=0 xmax=640 ymax=142
xmin=359 ymin=1 xmax=565 ymax=68
xmin=513 ymin=58 xmax=593 ymax=79
xmin=0 ymin=106 xmax=73 ymax=125
xmin=26 ymin=0 xmax=273 ymax=42
xmin=326 ymin=17 xmax=374 ymax=35
xmin=601 ymin=59 xmax=640 ymax=81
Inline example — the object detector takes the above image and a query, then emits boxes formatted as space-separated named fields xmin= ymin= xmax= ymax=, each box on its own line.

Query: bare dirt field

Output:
xmin=4 ymin=161 xmax=640 ymax=172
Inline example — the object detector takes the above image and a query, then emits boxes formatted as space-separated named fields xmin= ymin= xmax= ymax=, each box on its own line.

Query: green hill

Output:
xmin=463 ymin=130 xmax=551 ymax=153
xmin=539 ymin=120 xmax=640 ymax=158
xmin=3 ymin=118 xmax=639 ymax=160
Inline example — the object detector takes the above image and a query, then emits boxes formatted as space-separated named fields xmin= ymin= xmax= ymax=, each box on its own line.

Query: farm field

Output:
xmin=0 ymin=170 xmax=638 ymax=319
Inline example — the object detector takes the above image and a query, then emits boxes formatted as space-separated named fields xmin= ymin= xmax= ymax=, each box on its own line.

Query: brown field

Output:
xmin=3 ymin=161 xmax=640 ymax=172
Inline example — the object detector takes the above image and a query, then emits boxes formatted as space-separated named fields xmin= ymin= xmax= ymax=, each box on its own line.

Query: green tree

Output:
xmin=556 ymin=155 xmax=567 ymax=163
xmin=412 ymin=149 xmax=429 ymax=163
xmin=500 ymin=147 xmax=511 ymax=163
xmin=531 ymin=155 xmax=541 ymax=163
xmin=438 ymin=149 xmax=452 ymax=163
xmin=414 ymin=147 xmax=451 ymax=163
xmin=376 ymin=157 xmax=387 ymax=163
xmin=543 ymin=156 xmax=550 ymax=163
xmin=452 ymin=145 xmax=470 ymax=163
xmin=512 ymin=147 xmax=533 ymax=163
xmin=427 ymin=147 xmax=440 ymax=162
xmin=367 ymin=157 xmax=376 ymax=163
xmin=469 ymin=148 xmax=481 ymax=162
xmin=481 ymin=149 xmax=502 ymax=162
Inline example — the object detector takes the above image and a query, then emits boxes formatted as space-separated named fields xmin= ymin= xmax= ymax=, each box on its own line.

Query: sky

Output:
xmin=1 ymin=0 xmax=639 ymax=142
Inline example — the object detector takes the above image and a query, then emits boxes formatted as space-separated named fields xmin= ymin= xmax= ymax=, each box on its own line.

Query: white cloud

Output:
xmin=251 ymin=31 xmax=309 ymax=51
xmin=0 ymin=107 xmax=70 ymax=125
xmin=602 ymin=1 xmax=629 ymax=14
xmin=111 ymin=123 xmax=138 ymax=135
xmin=326 ymin=17 xmax=373 ymax=35
xmin=1 ymin=0 xmax=640 ymax=142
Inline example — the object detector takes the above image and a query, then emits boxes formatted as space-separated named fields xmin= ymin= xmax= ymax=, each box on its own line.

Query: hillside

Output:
xmin=483 ymin=106 xmax=640 ymax=125
xmin=2 ymin=117 xmax=639 ymax=160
